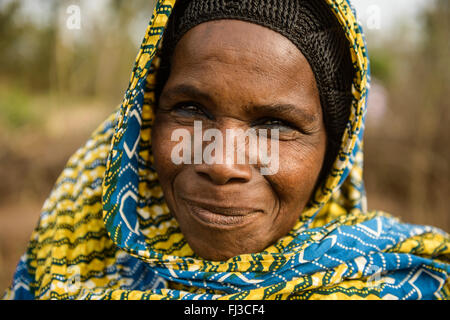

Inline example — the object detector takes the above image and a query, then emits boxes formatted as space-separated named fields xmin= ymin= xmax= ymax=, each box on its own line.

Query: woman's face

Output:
xmin=152 ymin=20 xmax=327 ymax=261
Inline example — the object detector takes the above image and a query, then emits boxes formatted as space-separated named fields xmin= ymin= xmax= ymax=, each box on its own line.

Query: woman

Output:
xmin=4 ymin=0 xmax=450 ymax=300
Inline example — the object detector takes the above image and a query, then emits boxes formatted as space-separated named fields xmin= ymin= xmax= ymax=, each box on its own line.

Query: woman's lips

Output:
xmin=181 ymin=198 xmax=262 ymax=228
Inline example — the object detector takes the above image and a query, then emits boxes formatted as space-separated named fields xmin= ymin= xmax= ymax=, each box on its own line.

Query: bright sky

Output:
xmin=5 ymin=0 xmax=434 ymax=25
xmin=2 ymin=0 xmax=435 ymax=45
xmin=351 ymin=0 xmax=434 ymax=36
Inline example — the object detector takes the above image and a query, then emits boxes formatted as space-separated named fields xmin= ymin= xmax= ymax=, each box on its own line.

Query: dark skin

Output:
xmin=152 ymin=20 xmax=327 ymax=261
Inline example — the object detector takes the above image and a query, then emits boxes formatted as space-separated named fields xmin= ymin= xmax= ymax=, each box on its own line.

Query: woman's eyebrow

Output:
xmin=161 ymin=84 xmax=213 ymax=102
xmin=247 ymin=103 xmax=318 ymax=124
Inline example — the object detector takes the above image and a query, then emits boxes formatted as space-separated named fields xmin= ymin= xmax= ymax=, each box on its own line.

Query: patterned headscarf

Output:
xmin=4 ymin=0 xmax=450 ymax=300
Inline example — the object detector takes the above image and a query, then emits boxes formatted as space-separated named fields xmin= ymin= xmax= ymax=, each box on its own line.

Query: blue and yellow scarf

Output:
xmin=4 ymin=0 xmax=450 ymax=300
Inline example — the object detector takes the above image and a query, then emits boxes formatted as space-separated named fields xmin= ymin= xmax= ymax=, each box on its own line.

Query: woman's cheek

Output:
xmin=273 ymin=142 xmax=323 ymax=201
xmin=152 ymin=120 xmax=180 ymax=179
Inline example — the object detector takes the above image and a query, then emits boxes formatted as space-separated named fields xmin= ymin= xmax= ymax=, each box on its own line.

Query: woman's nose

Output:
xmin=194 ymin=163 xmax=252 ymax=185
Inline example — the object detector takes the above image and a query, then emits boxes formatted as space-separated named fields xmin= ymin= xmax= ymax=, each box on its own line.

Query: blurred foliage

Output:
xmin=0 ymin=85 xmax=34 ymax=128
xmin=0 ymin=0 xmax=154 ymax=102
xmin=364 ymin=0 xmax=449 ymax=229
xmin=0 ymin=1 xmax=57 ymax=91
xmin=368 ymin=49 xmax=393 ymax=85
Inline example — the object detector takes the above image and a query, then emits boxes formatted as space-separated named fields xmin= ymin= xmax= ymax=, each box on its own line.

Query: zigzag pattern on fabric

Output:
xmin=3 ymin=0 xmax=450 ymax=300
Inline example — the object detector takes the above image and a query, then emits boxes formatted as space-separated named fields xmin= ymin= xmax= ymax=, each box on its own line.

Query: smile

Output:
xmin=182 ymin=198 xmax=262 ymax=228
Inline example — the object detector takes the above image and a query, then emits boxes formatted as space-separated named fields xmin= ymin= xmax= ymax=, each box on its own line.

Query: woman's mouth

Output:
xmin=181 ymin=198 xmax=262 ymax=228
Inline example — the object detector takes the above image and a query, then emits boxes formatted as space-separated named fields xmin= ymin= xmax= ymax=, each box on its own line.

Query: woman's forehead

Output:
xmin=169 ymin=20 xmax=319 ymax=99
xmin=173 ymin=20 xmax=310 ymax=73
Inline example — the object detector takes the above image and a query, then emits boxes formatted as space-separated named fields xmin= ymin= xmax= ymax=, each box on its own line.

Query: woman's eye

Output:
xmin=173 ymin=103 xmax=205 ymax=116
xmin=258 ymin=119 xmax=296 ymax=132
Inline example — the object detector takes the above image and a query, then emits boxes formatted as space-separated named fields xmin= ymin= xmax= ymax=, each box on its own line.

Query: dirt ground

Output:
xmin=0 ymin=202 xmax=42 ymax=292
